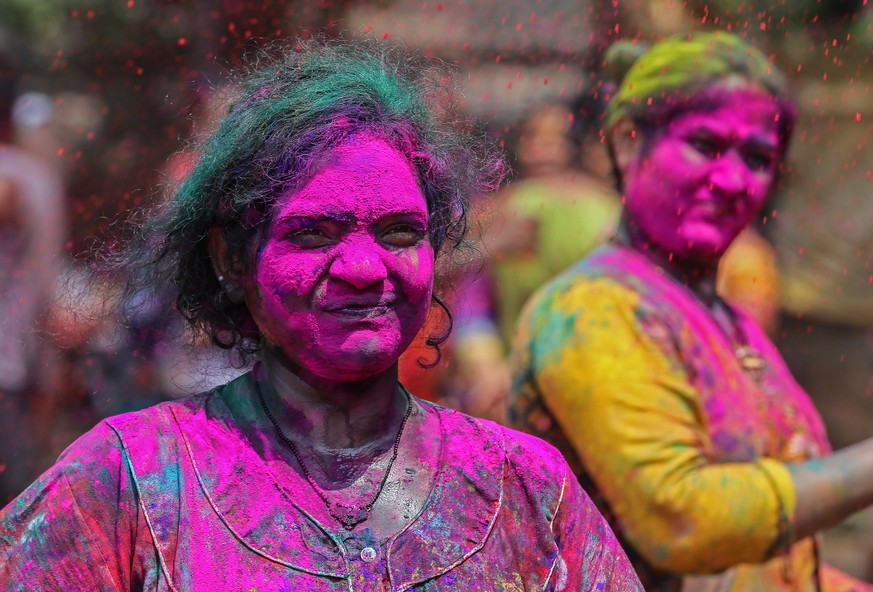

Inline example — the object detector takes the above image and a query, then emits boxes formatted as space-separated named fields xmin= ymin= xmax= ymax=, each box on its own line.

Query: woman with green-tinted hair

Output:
xmin=510 ymin=31 xmax=873 ymax=591
xmin=0 ymin=36 xmax=642 ymax=590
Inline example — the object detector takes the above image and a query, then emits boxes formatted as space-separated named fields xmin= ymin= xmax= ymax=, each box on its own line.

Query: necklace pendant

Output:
xmin=736 ymin=345 xmax=766 ymax=381
xmin=329 ymin=501 xmax=369 ymax=530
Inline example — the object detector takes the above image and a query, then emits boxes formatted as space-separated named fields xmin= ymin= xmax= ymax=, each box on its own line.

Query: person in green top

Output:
xmin=447 ymin=97 xmax=621 ymax=422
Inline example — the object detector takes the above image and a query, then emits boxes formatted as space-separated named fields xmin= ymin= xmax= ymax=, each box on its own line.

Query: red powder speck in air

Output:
xmin=856 ymin=112 xmax=862 ymax=122
xmin=57 ymin=148 xmax=65 ymax=157
xmin=127 ymin=0 xmax=134 ymax=7
xmin=515 ymin=23 xmax=522 ymax=31
xmin=178 ymin=38 xmax=187 ymax=46
xmin=543 ymin=77 xmax=548 ymax=86
xmin=799 ymin=247 xmax=805 ymax=256
xmin=760 ymin=22 xmax=766 ymax=31
xmin=383 ymin=31 xmax=391 ymax=39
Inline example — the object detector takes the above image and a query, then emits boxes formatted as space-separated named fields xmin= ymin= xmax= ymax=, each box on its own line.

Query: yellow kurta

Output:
xmin=509 ymin=244 xmax=845 ymax=591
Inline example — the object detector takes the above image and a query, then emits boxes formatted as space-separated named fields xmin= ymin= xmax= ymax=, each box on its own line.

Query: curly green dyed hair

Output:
xmin=118 ymin=35 xmax=506 ymax=356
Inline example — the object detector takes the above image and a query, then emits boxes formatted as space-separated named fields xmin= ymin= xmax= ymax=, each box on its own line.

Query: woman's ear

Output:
xmin=609 ymin=118 xmax=641 ymax=179
xmin=208 ymin=226 xmax=246 ymax=304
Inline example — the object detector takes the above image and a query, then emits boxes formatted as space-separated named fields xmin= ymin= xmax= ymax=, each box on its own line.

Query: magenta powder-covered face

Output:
xmin=623 ymin=90 xmax=782 ymax=264
xmin=243 ymin=133 xmax=434 ymax=383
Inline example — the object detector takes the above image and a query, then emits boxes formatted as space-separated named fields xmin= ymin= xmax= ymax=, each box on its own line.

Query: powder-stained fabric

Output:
xmin=0 ymin=372 xmax=641 ymax=591
xmin=509 ymin=243 xmax=842 ymax=591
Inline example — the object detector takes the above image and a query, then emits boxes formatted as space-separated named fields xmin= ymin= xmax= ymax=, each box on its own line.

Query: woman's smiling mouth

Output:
xmin=322 ymin=298 xmax=397 ymax=318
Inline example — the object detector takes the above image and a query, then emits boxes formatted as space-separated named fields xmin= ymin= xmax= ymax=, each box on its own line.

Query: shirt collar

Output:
xmin=172 ymin=373 xmax=506 ymax=584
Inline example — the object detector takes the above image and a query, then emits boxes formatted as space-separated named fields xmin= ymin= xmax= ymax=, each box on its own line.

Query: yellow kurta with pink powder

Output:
xmin=509 ymin=244 xmax=865 ymax=591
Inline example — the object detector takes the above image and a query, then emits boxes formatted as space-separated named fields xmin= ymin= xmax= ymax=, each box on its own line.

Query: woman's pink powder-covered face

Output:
xmin=243 ymin=134 xmax=434 ymax=383
xmin=622 ymin=90 xmax=782 ymax=264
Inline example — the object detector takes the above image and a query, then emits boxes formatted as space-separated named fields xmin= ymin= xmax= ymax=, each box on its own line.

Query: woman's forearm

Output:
xmin=789 ymin=437 xmax=873 ymax=541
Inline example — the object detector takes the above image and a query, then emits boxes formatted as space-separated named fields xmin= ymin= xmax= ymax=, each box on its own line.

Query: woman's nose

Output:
xmin=709 ymin=152 xmax=749 ymax=196
xmin=328 ymin=240 xmax=388 ymax=290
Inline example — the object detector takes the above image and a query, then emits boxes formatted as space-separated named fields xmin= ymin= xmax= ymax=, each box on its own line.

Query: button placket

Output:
xmin=343 ymin=530 xmax=390 ymax=592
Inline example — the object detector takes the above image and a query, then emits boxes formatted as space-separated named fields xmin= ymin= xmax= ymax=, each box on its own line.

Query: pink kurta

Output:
xmin=0 ymin=372 xmax=641 ymax=591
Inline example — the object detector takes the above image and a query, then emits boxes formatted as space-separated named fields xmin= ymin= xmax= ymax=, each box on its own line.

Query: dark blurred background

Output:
xmin=0 ymin=0 xmax=871 ymax=580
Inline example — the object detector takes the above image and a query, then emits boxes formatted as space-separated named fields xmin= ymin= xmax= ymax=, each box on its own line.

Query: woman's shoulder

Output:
xmin=514 ymin=246 xmax=650 ymax=343
xmin=101 ymin=391 xmax=211 ymax=437
xmin=424 ymin=402 xmax=570 ymax=491
xmin=24 ymin=394 xmax=210 ymax=487
xmin=524 ymin=244 xmax=637 ymax=303
xmin=35 ymin=384 xmax=231 ymax=488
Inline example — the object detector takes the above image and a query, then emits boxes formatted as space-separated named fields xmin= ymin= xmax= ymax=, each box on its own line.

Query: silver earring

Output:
xmin=217 ymin=274 xmax=226 ymax=283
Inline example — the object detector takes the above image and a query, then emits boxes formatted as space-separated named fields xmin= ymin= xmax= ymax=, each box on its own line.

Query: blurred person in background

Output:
xmin=510 ymin=32 xmax=873 ymax=591
xmin=446 ymin=96 xmax=622 ymax=421
xmin=0 ymin=42 xmax=66 ymax=504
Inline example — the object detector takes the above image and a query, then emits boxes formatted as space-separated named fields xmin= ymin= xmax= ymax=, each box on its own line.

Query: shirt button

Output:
xmin=360 ymin=547 xmax=377 ymax=563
